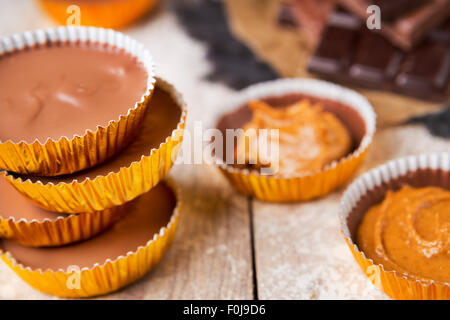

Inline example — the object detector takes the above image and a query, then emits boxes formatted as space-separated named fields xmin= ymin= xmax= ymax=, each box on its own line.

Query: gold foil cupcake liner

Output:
xmin=38 ymin=0 xmax=158 ymax=29
xmin=2 ymin=77 xmax=187 ymax=214
xmin=215 ymin=78 xmax=376 ymax=202
xmin=339 ymin=153 xmax=450 ymax=300
xmin=0 ymin=27 xmax=156 ymax=176
xmin=0 ymin=206 xmax=124 ymax=247
xmin=0 ymin=180 xmax=181 ymax=298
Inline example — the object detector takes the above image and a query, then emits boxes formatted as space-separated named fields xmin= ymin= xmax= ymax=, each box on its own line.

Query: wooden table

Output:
xmin=0 ymin=0 xmax=448 ymax=300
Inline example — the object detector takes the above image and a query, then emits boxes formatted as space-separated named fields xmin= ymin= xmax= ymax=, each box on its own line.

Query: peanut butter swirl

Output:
xmin=235 ymin=99 xmax=352 ymax=176
xmin=358 ymin=186 xmax=450 ymax=283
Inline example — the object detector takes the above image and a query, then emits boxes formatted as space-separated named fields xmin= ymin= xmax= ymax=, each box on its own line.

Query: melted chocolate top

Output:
xmin=0 ymin=43 xmax=148 ymax=143
xmin=2 ymin=182 xmax=176 ymax=270
xmin=20 ymin=85 xmax=182 ymax=184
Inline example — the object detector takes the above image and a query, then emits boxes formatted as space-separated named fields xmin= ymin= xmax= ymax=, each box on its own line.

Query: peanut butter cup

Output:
xmin=3 ymin=78 xmax=186 ymax=213
xmin=0 ymin=27 xmax=155 ymax=176
xmin=1 ymin=180 xmax=180 ymax=298
xmin=340 ymin=153 xmax=450 ymax=300
xmin=357 ymin=185 xmax=450 ymax=284
xmin=214 ymin=79 xmax=376 ymax=202
xmin=0 ymin=176 xmax=124 ymax=247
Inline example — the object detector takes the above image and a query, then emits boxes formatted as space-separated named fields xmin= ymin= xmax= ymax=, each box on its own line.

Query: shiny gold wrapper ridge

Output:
xmin=0 ymin=206 xmax=124 ymax=247
xmin=3 ymin=78 xmax=187 ymax=213
xmin=1 ymin=181 xmax=181 ymax=298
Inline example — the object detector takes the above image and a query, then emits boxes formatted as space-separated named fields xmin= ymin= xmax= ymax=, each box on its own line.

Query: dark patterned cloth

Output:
xmin=408 ymin=108 xmax=450 ymax=138
xmin=172 ymin=0 xmax=279 ymax=89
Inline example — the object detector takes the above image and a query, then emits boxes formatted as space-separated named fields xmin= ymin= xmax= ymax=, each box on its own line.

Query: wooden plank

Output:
xmin=0 ymin=2 xmax=254 ymax=300
xmin=107 ymin=164 xmax=254 ymax=300
xmin=252 ymin=125 xmax=450 ymax=299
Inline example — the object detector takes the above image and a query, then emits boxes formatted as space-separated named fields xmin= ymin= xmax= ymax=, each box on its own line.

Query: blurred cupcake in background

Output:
xmin=37 ymin=0 xmax=158 ymax=29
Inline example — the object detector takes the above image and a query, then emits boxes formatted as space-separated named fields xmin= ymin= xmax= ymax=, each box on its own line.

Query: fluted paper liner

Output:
xmin=39 ymin=0 xmax=158 ymax=29
xmin=0 ymin=180 xmax=180 ymax=298
xmin=2 ymin=78 xmax=186 ymax=214
xmin=0 ymin=206 xmax=124 ymax=247
xmin=0 ymin=27 xmax=156 ymax=176
xmin=215 ymin=79 xmax=376 ymax=202
xmin=339 ymin=153 xmax=450 ymax=300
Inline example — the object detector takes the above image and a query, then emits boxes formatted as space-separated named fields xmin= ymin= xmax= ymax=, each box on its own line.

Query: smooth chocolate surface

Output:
xmin=1 ymin=182 xmax=176 ymax=270
xmin=308 ymin=10 xmax=450 ymax=102
xmin=0 ymin=176 xmax=68 ymax=221
xmin=215 ymin=93 xmax=366 ymax=167
xmin=0 ymin=43 xmax=148 ymax=143
xmin=339 ymin=0 xmax=450 ymax=50
xmin=290 ymin=0 xmax=336 ymax=45
xmin=20 ymin=86 xmax=182 ymax=184
xmin=369 ymin=0 xmax=427 ymax=21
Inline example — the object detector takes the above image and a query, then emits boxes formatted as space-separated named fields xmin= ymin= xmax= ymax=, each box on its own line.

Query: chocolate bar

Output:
xmin=339 ymin=0 xmax=450 ymax=50
xmin=308 ymin=10 xmax=450 ymax=102
xmin=278 ymin=0 xmax=337 ymax=46
xmin=370 ymin=0 xmax=427 ymax=21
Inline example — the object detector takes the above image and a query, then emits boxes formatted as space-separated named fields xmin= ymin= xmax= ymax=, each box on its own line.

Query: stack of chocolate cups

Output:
xmin=0 ymin=27 xmax=187 ymax=298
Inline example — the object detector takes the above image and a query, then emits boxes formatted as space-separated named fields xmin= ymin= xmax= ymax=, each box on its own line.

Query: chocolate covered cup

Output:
xmin=340 ymin=153 xmax=450 ymax=300
xmin=1 ymin=180 xmax=180 ymax=298
xmin=2 ymin=77 xmax=186 ymax=214
xmin=0 ymin=26 xmax=155 ymax=176
xmin=0 ymin=176 xmax=124 ymax=247
xmin=214 ymin=79 xmax=376 ymax=202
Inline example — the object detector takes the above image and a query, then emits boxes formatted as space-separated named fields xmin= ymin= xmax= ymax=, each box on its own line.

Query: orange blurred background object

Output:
xmin=38 ymin=0 xmax=158 ymax=29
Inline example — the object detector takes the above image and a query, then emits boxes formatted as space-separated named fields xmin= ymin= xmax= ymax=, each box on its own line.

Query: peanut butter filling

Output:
xmin=235 ymin=99 xmax=352 ymax=175
xmin=357 ymin=185 xmax=450 ymax=283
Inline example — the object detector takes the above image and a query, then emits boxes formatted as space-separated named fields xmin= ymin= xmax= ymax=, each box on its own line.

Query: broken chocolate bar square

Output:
xmin=308 ymin=10 xmax=450 ymax=102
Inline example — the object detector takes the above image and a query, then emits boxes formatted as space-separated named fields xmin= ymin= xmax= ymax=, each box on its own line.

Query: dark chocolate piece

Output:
xmin=215 ymin=93 xmax=367 ymax=168
xmin=429 ymin=19 xmax=450 ymax=42
xmin=346 ymin=167 xmax=450 ymax=243
xmin=350 ymin=31 xmax=403 ymax=86
xmin=339 ymin=0 xmax=450 ymax=51
xmin=0 ymin=44 xmax=148 ymax=144
xmin=308 ymin=10 xmax=450 ymax=102
xmin=370 ymin=0 xmax=427 ymax=21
